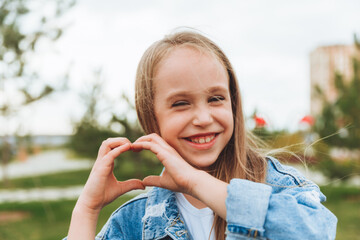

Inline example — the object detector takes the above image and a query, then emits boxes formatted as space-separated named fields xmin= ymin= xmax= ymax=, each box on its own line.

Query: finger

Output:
xmin=134 ymin=134 xmax=155 ymax=142
xmin=131 ymin=144 xmax=143 ymax=153
xmin=131 ymin=141 xmax=163 ymax=158
xmin=130 ymin=142 xmax=144 ymax=152
xmin=107 ymin=138 xmax=131 ymax=149
xmin=132 ymin=141 xmax=181 ymax=171
xmin=135 ymin=133 xmax=169 ymax=149
xmin=142 ymin=175 xmax=162 ymax=188
xmin=118 ymin=179 xmax=145 ymax=194
xmin=101 ymin=143 xmax=131 ymax=167
xmin=98 ymin=137 xmax=131 ymax=157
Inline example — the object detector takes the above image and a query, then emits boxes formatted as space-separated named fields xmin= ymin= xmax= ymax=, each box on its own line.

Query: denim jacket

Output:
xmin=68 ymin=157 xmax=337 ymax=239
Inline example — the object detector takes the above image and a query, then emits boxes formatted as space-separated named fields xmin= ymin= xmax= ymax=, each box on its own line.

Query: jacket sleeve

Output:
xmin=225 ymin=158 xmax=337 ymax=240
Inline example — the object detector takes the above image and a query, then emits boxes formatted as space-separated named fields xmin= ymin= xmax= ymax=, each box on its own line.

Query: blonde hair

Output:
xmin=135 ymin=30 xmax=268 ymax=240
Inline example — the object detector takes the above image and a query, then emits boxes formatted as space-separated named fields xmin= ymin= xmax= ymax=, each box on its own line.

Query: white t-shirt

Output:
xmin=175 ymin=192 xmax=215 ymax=240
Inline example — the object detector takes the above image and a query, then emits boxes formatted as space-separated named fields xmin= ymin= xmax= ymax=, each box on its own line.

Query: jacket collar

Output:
xmin=142 ymin=187 xmax=190 ymax=240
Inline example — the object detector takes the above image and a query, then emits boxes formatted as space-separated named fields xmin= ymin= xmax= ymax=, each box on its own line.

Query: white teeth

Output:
xmin=189 ymin=134 xmax=215 ymax=144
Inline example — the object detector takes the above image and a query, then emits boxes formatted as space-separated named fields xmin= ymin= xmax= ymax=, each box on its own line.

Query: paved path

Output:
xmin=0 ymin=150 xmax=149 ymax=203
xmin=0 ymin=150 xmax=91 ymax=203
xmin=0 ymin=150 xmax=93 ymax=180
xmin=0 ymin=186 xmax=149 ymax=203
xmin=0 ymin=150 xmax=359 ymax=203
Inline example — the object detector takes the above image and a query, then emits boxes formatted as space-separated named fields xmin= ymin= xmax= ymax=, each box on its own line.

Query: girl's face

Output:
xmin=153 ymin=46 xmax=234 ymax=169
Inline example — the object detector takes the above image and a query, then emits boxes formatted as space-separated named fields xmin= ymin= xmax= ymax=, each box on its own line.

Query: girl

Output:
xmin=66 ymin=31 xmax=337 ymax=240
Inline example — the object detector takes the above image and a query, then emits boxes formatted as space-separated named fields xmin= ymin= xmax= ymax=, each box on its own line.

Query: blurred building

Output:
xmin=310 ymin=44 xmax=358 ymax=116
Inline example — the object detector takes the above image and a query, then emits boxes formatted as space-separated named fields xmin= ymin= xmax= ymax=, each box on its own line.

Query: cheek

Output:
xmin=157 ymin=113 xmax=185 ymax=140
xmin=215 ymin=107 xmax=234 ymax=128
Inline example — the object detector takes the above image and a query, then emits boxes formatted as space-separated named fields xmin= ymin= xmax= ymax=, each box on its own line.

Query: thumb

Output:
xmin=117 ymin=179 xmax=145 ymax=195
xmin=143 ymin=175 xmax=162 ymax=187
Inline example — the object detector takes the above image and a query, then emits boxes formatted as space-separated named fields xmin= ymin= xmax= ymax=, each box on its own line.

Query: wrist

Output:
xmin=68 ymin=200 xmax=100 ymax=239
xmin=191 ymin=170 xmax=228 ymax=219
xmin=190 ymin=170 xmax=215 ymax=198
xmin=73 ymin=200 xmax=101 ymax=219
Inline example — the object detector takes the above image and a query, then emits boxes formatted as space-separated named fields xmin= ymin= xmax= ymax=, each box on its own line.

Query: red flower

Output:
xmin=254 ymin=115 xmax=266 ymax=127
xmin=300 ymin=115 xmax=315 ymax=126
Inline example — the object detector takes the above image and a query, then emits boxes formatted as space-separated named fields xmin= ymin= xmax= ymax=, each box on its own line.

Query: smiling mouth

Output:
xmin=185 ymin=133 xmax=218 ymax=144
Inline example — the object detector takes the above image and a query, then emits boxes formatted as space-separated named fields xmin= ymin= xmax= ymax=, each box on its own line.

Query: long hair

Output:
xmin=135 ymin=30 xmax=268 ymax=240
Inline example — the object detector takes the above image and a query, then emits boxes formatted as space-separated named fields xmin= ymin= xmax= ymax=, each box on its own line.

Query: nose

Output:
xmin=192 ymin=106 xmax=213 ymax=127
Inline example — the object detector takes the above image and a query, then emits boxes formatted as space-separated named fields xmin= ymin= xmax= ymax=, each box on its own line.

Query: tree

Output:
xmin=313 ymin=35 xmax=360 ymax=180
xmin=68 ymin=69 xmax=116 ymax=159
xmin=68 ymin=72 xmax=162 ymax=179
xmin=0 ymin=0 xmax=75 ymax=185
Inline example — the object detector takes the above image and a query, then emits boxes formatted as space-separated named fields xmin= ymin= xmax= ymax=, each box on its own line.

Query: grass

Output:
xmin=0 ymin=169 xmax=91 ymax=189
xmin=0 ymin=185 xmax=358 ymax=239
xmin=320 ymin=185 xmax=360 ymax=239
xmin=0 ymin=159 xmax=358 ymax=240
xmin=0 ymin=162 xmax=163 ymax=190
xmin=0 ymin=195 xmax=133 ymax=240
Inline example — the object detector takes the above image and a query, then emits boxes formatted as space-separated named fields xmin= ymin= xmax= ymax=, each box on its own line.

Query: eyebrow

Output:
xmin=164 ymin=85 xmax=229 ymax=102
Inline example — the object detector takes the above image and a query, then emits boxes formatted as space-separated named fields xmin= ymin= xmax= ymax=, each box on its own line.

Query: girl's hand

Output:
xmin=68 ymin=138 xmax=144 ymax=239
xmin=131 ymin=133 xmax=201 ymax=196
xmin=76 ymin=138 xmax=145 ymax=214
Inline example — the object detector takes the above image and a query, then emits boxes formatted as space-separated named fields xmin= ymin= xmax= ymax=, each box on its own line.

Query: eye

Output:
xmin=208 ymin=95 xmax=225 ymax=103
xmin=171 ymin=100 xmax=189 ymax=107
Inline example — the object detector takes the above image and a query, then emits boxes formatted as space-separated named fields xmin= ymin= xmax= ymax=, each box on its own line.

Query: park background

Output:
xmin=1 ymin=0 xmax=360 ymax=239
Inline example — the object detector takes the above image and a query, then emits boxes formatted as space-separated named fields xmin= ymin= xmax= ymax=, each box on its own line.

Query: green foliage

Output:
xmin=252 ymin=127 xmax=286 ymax=142
xmin=109 ymin=94 xmax=144 ymax=142
xmin=320 ymin=186 xmax=360 ymax=240
xmin=68 ymin=72 xmax=143 ymax=159
xmin=68 ymin=122 xmax=116 ymax=159
xmin=320 ymin=185 xmax=360 ymax=202
xmin=68 ymin=70 xmax=114 ymax=158
xmin=312 ymin=34 xmax=360 ymax=180
xmin=0 ymin=169 xmax=90 ymax=189
xmin=252 ymin=127 xmax=309 ymax=163
xmin=0 ymin=0 xmax=74 ymax=115
xmin=249 ymin=111 xmax=308 ymax=161
xmin=0 ymin=0 xmax=75 ymax=186
xmin=317 ymin=157 xmax=358 ymax=180
xmin=312 ymin=140 xmax=360 ymax=180
xmin=313 ymin=37 xmax=360 ymax=149
xmin=68 ymin=72 xmax=162 ymax=178
xmin=0 ymin=161 xmax=163 ymax=189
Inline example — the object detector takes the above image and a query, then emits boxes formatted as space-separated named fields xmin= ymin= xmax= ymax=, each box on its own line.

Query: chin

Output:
xmin=187 ymin=157 xmax=218 ymax=170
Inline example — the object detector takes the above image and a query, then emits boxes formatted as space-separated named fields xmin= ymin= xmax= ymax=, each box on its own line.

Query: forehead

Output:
xmin=153 ymin=46 xmax=229 ymax=97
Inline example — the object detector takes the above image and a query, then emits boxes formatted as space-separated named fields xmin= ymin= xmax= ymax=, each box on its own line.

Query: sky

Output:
xmin=4 ymin=0 xmax=360 ymax=135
